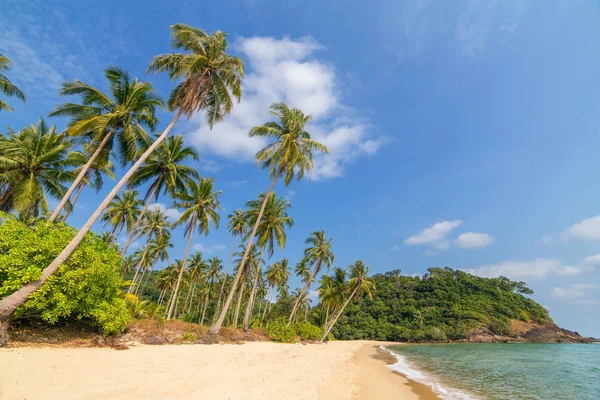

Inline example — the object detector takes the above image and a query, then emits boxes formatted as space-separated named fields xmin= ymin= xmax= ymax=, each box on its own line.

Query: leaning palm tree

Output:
xmin=288 ymin=231 xmax=334 ymax=325
xmin=121 ymin=134 xmax=199 ymax=255
xmin=0 ymin=119 xmax=73 ymax=219
xmin=210 ymin=102 xmax=329 ymax=335
xmin=320 ymin=261 xmax=374 ymax=342
xmin=166 ymin=177 xmax=221 ymax=320
xmin=231 ymin=243 xmax=260 ymax=328
xmin=0 ymin=25 xmax=244 ymax=336
xmin=101 ymin=190 xmax=142 ymax=246
xmin=0 ymin=54 xmax=25 ymax=112
xmin=48 ymin=67 xmax=162 ymax=222
xmin=242 ymin=193 xmax=293 ymax=331
xmin=62 ymin=141 xmax=116 ymax=222
xmin=213 ymin=209 xmax=247 ymax=321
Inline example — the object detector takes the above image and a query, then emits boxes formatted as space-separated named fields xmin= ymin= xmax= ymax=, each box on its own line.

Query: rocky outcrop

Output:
xmin=465 ymin=320 xmax=597 ymax=343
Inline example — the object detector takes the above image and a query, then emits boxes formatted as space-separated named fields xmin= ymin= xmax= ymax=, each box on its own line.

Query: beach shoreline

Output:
xmin=0 ymin=340 xmax=439 ymax=399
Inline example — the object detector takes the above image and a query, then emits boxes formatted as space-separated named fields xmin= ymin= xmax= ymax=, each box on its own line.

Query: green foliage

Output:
xmin=266 ymin=318 xmax=296 ymax=343
xmin=295 ymin=320 xmax=322 ymax=341
xmin=327 ymin=267 xmax=550 ymax=342
xmin=182 ymin=332 xmax=197 ymax=341
xmin=489 ymin=318 xmax=512 ymax=336
xmin=0 ymin=213 xmax=130 ymax=334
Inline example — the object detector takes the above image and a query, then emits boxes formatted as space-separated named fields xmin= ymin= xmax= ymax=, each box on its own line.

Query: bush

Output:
xmin=0 ymin=214 xmax=130 ymax=335
xmin=426 ymin=327 xmax=447 ymax=341
xmin=266 ymin=318 xmax=296 ymax=343
xmin=295 ymin=320 xmax=322 ymax=341
xmin=489 ymin=318 xmax=512 ymax=336
xmin=182 ymin=332 xmax=197 ymax=341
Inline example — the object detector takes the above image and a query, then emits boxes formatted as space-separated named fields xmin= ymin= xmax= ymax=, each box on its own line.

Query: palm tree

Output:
xmin=0 ymin=54 xmax=25 ymax=112
xmin=242 ymin=193 xmax=293 ymax=331
xmin=214 ymin=209 xmax=247 ymax=321
xmin=137 ymin=232 xmax=172 ymax=296
xmin=182 ymin=252 xmax=207 ymax=313
xmin=101 ymin=190 xmax=142 ymax=246
xmin=121 ymin=134 xmax=199 ymax=255
xmin=0 ymin=119 xmax=74 ymax=219
xmin=121 ymin=254 xmax=137 ymax=276
xmin=291 ymin=288 xmax=311 ymax=321
xmin=200 ymin=256 xmax=222 ymax=324
xmin=166 ymin=177 xmax=221 ymax=320
xmin=62 ymin=141 xmax=116 ymax=222
xmin=320 ymin=261 xmax=374 ymax=342
xmin=231 ymin=243 xmax=260 ymax=328
xmin=156 ymin=265 xmax=179 ymax=306
xmin=0 ymin=24 xmax=244 ymax=332
xmin=48 ymin=67 xmax=162 ymax=222
xmin=128 ymin=208 xmax=170 ymax=293
xmin=318 ymin=274 xmax=334 ymax=327
xmin=289 ymin=231 xmax=334 ymax=325
xmin=210 ymin=102 xmax=329 ymax=335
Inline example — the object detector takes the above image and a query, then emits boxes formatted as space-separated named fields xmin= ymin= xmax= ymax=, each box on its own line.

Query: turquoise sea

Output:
xmin=385 ymin=343 xmax=600 ymax=400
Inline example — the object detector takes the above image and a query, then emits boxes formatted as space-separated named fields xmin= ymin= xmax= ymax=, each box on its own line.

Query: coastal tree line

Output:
xmin=0 ymin=24 xmax=375 ymax=345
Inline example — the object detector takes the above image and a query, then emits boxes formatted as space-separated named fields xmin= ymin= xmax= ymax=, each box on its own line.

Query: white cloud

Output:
xmin=454 ymin=232 xmax=493 ymax=249
xmin=539 ymin=235 xmax=554 ymax=245
xmin=561 ymin=215 xmax=600 ymax=242
xmin=392 ymin=245 xmax=402 ymax=251
xmin=186 ymin=36 xmax=388 ymax=179
xmin=149 ymin=203 xmax=182 ymax=222
xmin=405 ymin=220 xmax=463 ymax=245
xmin=550 ymin=284 xmax=599 ymax=299
xmin=465 ymin=258 xmax=583 ymax=280
xmin=308 ymin=290 xmax=319 ymax=305
xmin=580 ymin=254 xmax=600 ymax=266
xmin=193 ymin=243 xmax=227 ymax=255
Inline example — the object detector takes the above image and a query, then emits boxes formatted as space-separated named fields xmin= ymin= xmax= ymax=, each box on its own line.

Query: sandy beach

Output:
xmin=0 ymin=340 xmax=438 ymax=399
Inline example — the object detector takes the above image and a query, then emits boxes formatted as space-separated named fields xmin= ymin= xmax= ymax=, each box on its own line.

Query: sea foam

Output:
xmin=380 ymin=346 xmax=478 ymax=400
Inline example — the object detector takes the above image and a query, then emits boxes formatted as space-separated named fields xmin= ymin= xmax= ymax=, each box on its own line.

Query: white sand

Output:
xmin=0 ymin=341 xmax=434 ymax=399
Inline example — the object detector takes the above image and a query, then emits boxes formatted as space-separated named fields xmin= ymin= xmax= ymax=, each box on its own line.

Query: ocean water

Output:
xmin=385 ymin=343 xmax=600 ymax=400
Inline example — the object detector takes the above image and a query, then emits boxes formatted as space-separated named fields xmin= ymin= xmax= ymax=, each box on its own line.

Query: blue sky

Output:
xmin=1 ymin=0 xmax=599 ymax=337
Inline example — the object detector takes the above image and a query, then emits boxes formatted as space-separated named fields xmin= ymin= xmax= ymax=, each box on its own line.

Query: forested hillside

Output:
xmin=329 ymin=267 xmax=550 ymax=341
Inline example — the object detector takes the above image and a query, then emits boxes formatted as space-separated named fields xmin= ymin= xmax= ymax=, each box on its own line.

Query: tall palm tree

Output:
xmin=200 ymin=256 xmax=222 ymax=324
xmin=128 ymin=208 xmax=171 ymax=293
xmin=0 ymin=54 xmax=25 ymax=112
xmin=242 ymin=193 xmax=293 ymax=331
xmin=48 ymin=67 xmax=162 ymax=222
xmin=210 ymin=103 xmax=328 ymax=335
xmin=0 ymin=24 xmax=244 ymax=332
xmin=0 ymin=119 xmax=73 ymax=219
xmin=214 ymin=209 xmax=247 ymax=321
xmin=166 ymin=177 xmax=221 ymax=320
xmin=62 ymin=141 xmax=116 ymax=222
xmin=231 ymin=243 xmax=260 ymax=328
xmin=121 ymin=134 xmax=199 ymax=255
xmin=137 ymin=232 xmax=172 ymax=296
xmin=318 ymin=274 xmax=334 ymax=327
xmin=289 ymin=231 xmax=334 ymax=325
xmin=182 ymin=252 xmax=207 ymax=314
xmin=101 ymin=190 xmax=143 ymax=246
xmin=262 ymin=259 xmax=290 ymax=321
xmin=320 ymin=261 xmax=374 ymax=342
xmin=156 ymin=264 xmax=179 ymax=306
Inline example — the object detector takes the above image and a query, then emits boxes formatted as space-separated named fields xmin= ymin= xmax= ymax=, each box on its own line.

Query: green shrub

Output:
xmin=426 ymin=327 xmax=447 ymax=341
xmin=295 ymin=320 xmax=322 ymax=341
xmin=182 ymin=332 xmax=197 ymax=341
xmin=0 ymin=214 xmax=130 ymax=335
xmin=266 ymin=318 xmax=296 ymax=343
xmin=489 ymin=318 xmax=512 ymax=336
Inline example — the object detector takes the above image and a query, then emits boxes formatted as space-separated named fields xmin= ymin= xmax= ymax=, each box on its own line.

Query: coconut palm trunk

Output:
xmin=166 ymin=218 xmax=194 ymax=320
xmin=261 ymin=287 xmax=273 ymax=322
xmin=199 ymin=281 xmax=213 ymax=325
xmin=243 ymin=246 xmax=265 ymax=332
xmin=128 ymin=246 xmax=149 ymax=294
xmin=320 ymin=285 xmax=359 ymax=343
xmin=213 ymin=237 xmax=236 ymax=322
xmin=48 ymin=129 xmax=115 ymax=222
xmin=120 ymin=184 xmax=160 ymax=256
xmin=209 ymin=171 xmax=281 ymax=335
xmin=0 ymin=109 xmax=183 ymax=342
xmin=288 ymin=259 xmax=321 ymax=326
xmin=62 ymin=182 xmax=84 ymax=222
